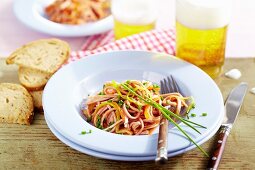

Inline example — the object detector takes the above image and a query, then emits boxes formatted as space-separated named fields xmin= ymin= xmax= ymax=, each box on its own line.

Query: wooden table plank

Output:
xmin=0 ymin=58 xmax=254 ymax=169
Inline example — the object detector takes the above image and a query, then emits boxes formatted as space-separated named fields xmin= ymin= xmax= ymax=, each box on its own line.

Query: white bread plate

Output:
xmin=13 ymin=0 xmax=113 ymax=37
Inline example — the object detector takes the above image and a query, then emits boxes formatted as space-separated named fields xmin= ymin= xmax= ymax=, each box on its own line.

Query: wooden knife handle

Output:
xmin=155 ymin=117 xmax=169 ymax=164
xmin=207 ymin=125 xmax=231 ymax=170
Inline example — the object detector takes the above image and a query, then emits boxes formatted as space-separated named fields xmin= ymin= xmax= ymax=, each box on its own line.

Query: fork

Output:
xmin=155 ymin=75 xmax=183 ymax=164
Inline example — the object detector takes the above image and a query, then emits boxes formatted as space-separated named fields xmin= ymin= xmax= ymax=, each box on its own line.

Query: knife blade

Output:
xmin=207 ymin=82 xmax=248 ymax=170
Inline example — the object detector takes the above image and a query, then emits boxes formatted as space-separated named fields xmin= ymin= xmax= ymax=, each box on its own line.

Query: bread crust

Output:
xmin=0 ymin=83 xmax=34 ymax=125
xmin=18 ymin=67 xmax=51 ymax=91
xmin=30 ymin=90 xmax=43 ymax=111
xmin=6 ymin=39 xmax=70 ymax=74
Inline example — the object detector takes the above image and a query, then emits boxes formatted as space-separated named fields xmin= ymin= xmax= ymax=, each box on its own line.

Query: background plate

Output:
xmin=13 ymin=0 xmax=113 ymax=37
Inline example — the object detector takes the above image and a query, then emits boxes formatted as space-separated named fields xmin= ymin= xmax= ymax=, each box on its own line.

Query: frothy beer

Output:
xmin=176 ymin=0 xmax=231 ymax=78
xmin=111 ymin=0 xmax=157 ymax=39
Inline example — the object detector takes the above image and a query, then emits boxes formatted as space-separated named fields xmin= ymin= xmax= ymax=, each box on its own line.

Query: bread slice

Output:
xmin=30 ymin=90 xmax=43 ymax=111
xmin=18 ymin=67 xmax=51 ymax=91
xmin=6 ymin=39 xmax=70 ymax=74
xmin=0 ymin=83 xmax=34 ymax=125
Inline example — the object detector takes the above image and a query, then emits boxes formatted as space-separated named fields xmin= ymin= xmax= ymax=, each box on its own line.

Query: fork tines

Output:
xmin=160 ymin=75 xmax=182 ymax=95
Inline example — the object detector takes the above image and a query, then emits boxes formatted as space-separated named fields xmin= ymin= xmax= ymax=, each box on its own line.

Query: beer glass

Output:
xmin=176 ymin=0 xmax=231 ymax=78
xmin=111 ymin=0 xmax=157 ymax=40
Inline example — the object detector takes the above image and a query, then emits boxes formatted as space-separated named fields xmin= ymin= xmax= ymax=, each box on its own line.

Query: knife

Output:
xmin=207 ymin=82 xmax=248 ymax=170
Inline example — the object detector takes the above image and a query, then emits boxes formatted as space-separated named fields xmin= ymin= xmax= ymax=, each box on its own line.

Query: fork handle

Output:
xmin=155 ymin=117 xmax=168 ymax=163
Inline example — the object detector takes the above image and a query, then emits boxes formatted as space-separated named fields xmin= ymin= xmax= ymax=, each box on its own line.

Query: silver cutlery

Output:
xmin=207 ymin=82 xmax=248 ymax=170
xmin=155 ymin=76 xmax=184 ymax=163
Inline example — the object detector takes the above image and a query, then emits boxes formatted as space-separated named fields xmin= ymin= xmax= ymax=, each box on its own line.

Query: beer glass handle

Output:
xmin=155 ymin=117 xmax=168 ymax=164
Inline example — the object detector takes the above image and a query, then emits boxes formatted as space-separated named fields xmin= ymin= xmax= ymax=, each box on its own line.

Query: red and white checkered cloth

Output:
xmin=69 ymin=29 xmax=176 ymax=63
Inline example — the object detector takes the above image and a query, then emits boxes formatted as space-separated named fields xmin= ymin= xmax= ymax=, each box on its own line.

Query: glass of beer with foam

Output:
xmin=176 ymin=0 xmax=231 ymax=78
xmin=111 ymin=0 xmax=157 ymax=40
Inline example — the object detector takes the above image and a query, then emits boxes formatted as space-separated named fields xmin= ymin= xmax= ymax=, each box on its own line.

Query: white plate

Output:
xmin=43 ymin=50 xmax=224 ymax=157
xmin=13 ymin=0 xmax=113 ymax=37
xmin=45 ymin=111 xmax=220 ymax=161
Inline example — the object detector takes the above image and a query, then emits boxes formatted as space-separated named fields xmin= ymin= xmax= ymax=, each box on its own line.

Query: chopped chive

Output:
xmin=118 ymin=100 xmax=124 ymax=107
xmin=201 ymin=112 xmax=207 ymax=116
xmin=96 ymin=116 xmax=103 ymax=129
xmin=191 ymin=113 xmax=196 ymax=117
xmin=81 ymin=129 xmax=92 ymax=135
xmin=153 ymin=84 xmax=160 ymax=88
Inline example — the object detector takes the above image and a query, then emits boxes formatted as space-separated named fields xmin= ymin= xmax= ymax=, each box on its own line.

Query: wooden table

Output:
xmin=0 ymin=58 xmax=254 ymax=169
